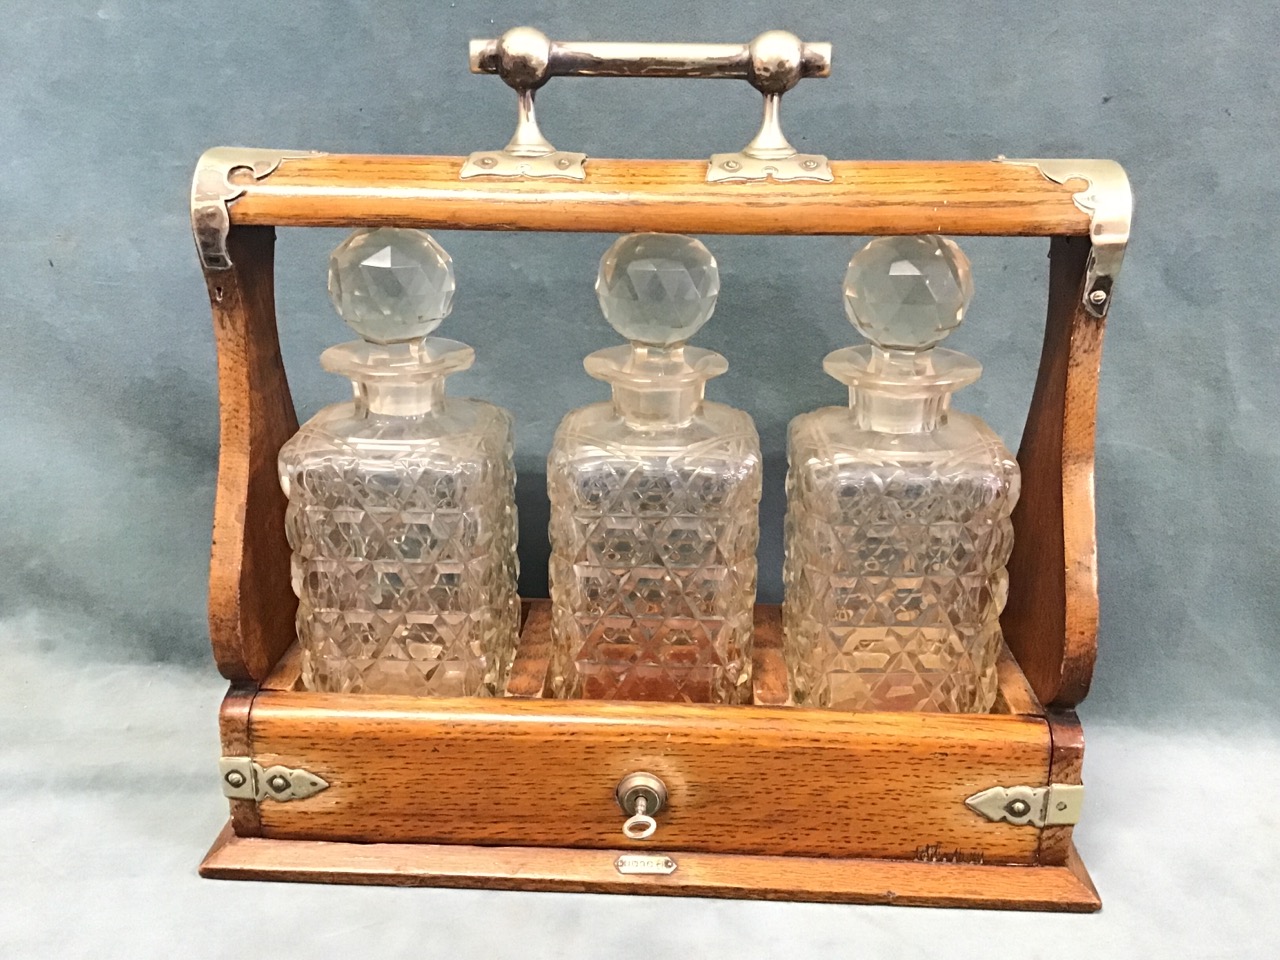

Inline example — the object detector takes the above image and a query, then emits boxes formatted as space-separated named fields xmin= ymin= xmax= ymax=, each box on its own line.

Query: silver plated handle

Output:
xmin=468 ymin=32 xmax=831 ymax=84
xmin=461 ymin=28 xmax=833 ymax=182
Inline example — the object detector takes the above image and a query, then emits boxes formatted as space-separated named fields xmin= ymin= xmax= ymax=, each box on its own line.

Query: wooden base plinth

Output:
xmin=211 ymin=603 xmax=1094 ymax=911
xmin=200 ymin=823 xmax=1100 ymax=912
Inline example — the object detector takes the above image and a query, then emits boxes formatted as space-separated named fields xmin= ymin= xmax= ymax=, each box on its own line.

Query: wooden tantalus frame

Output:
xmin=194 ymin=150 xmax=1130 ymax=911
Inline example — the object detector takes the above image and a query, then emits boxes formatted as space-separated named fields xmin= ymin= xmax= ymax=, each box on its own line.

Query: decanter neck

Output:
xmin=824 ymin=345 xmax=982 ymax=435
xmin=353 ymin=378 xmax=446 ymax=417
xmin=320 ymin=337 xmax=474 ymax=419
xmin=585 ymin=343 xmax=728 ymax=430
xmin=611 ymin=381 xmax=707 ymax=427
xmin=849 ymin=388 xmax=948 ymax=433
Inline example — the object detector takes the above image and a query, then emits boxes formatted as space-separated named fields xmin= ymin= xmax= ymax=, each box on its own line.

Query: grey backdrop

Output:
xmin=2 ymin=1 xmax=1278 ymax=956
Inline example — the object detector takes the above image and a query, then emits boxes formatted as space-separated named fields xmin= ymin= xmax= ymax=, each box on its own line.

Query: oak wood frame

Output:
xmin=197 ymin=153 xmax=1113 ymax=909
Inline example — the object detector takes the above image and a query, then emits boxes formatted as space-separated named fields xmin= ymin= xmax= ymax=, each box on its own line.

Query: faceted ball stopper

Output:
xmin=843 ymin=235 xmax=974 ymax=351
xmin=596 ymin=233 xmax=720 ymax=346
xmin=328 ymin=228 xmax=456 ymax=344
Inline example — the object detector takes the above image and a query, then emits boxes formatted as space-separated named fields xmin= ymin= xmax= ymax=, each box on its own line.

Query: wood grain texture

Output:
xmin=1040 ymin=710 xmax=1086 ymax=866
xmin=504 ymin=602 xmax=552 ymax=698
xmin=260 ymin=642 xmax=302 ymax=692
xmin=993 ymin=643 xmax=1045 ymax=716
xmin=247 ymin=688 xmax=1050 ymax=862
xmin=205 ymin=226 xmax=298 ymax=682
xmin=750 ymin=605 xmax=790 ymax=706
xmin=227 ymin=156 xmax=1092 ymax=236
xmin=1001 ymin=236 xmax=1102 ymax=707
xmin=218 ymin=684 xmax=260 ymax=836
xmin=200 ymin=823 xmax=1100 ymax=911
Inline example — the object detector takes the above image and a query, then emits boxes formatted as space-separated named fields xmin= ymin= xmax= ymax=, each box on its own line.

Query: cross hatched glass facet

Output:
xmin=329 ymin=228 xmax=457 ymax=344
xmin=596 ymin=233 xmax=720 ymax=345
xmin=281 ymin=403 xmax=520 ymax=696
xmin=842 ymin=235 xmax=974 ymax=351
xmin=548 ymin=407 xmax=762 ymax=704
xmin=782 ymin=428 xmax=1018 ymax=712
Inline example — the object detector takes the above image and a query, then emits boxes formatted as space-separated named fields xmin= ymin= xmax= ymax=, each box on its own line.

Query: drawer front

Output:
xmin=247 ymin=692 xmax=1050 ymax=864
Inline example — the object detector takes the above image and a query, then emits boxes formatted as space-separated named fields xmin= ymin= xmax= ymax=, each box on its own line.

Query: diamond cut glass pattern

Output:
xmin=280 ymin=228 xmax=518 ymax=696
xmin=782 ymin=235 xmax=1018 ymax=713
xmin=549 ymin=424 xmax=762 ymax=704
xmin=550 ymin=233 xmax=760 ymax=704
xmin=281 ymin=401 xmax=519 ymax=696
xmin=783 ymin=444 xmax=1017 ymax=712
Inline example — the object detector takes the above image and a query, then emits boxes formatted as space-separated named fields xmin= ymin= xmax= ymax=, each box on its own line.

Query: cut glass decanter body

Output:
xmin=783 ymin=236 xmax=1020 ymax=713
xmin=548 ymin=234 xmax=762 ymax=703
xmin=278 ymin=228 xmax=519 ymax=696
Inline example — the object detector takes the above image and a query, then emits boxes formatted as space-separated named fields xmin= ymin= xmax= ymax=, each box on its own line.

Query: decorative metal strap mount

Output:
xmin=465 ymin=28 xmax=832 ymax=183
xmin=219 ymin=756 xmax=329 ymax=803
xmin=965 ymin=782 xmax=1084 ymax=828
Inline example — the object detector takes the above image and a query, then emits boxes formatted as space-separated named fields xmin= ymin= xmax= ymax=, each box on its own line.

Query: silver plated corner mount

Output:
xmin=997 ymin=157 xmax=1132 ymax=318
xmin=192 ymin=147 xmax=322 ymax=271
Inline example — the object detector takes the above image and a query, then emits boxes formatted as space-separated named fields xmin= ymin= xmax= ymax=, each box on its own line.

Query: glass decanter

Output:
xmin=278 ymin=228 xmax=519 ymax=696
xmin=782 ymin=235 xmax=1020 ymax=713
xmin=547 ymin=234 xmax=762 ymax=703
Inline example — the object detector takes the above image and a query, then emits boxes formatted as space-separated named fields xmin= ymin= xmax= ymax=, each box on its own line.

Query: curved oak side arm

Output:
xmin=205 ymin=227 xmax=298 ymax=682
xmin=1000 ymin=236 xmax=1102 ymax=707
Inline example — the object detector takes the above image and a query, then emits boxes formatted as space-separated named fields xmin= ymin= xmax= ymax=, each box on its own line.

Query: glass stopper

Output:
xmin=843 ymin=235 xmax=974 ymax=351
xmin=596 ymin=233 xmax=720 ymax=346
xmin=328 ymin=228 xmax=456 ymax=344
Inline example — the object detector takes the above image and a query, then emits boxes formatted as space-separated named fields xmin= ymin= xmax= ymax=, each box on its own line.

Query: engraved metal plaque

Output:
xmin=614 ymin=854 xmax=678 ymax=876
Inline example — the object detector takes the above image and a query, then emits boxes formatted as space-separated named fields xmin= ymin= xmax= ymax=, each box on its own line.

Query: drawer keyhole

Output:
xmin=615 ymin=772 xmax=668 ymax=842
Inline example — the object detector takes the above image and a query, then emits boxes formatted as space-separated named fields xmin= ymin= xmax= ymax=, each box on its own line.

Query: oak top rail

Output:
xmin=217 ymin=154 xmax=1093 ymax=236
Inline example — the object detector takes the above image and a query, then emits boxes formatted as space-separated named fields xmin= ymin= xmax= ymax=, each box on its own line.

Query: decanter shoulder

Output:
xmin=553 ymin=400 xmax=758 ymax=455
xmin=702 ymin=400 xmax=759 ymax=440
xmin=296 ymin=397 xmax=509 ymax=441
xmin=790 ymin=406 xmax=1015 ymax=472
xmin=281 ymin=398 xmax=513 ymax=474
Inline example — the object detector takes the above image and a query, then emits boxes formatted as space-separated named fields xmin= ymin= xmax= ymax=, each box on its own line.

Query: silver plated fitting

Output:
xmin=615 ymin=771 xmax=668 ymax=841
xmin=191 ymin=147 xmax=323 ymax=270
xmin=996 ymin=157 xmax=1133 ymax=318
xmin=219 ymin=757 xmax=329 ymax=803
xmin=464 ymin=28 xmax=832 ymax=182
xmin=462 ymin=28 xmax=586 ymax=180
xmin=707 ymin=31 xmax=833 ymax=183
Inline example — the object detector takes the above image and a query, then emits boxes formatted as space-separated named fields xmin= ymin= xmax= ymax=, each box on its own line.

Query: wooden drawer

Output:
xmin=227 ymin=603 xmax=1054 ymax=865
